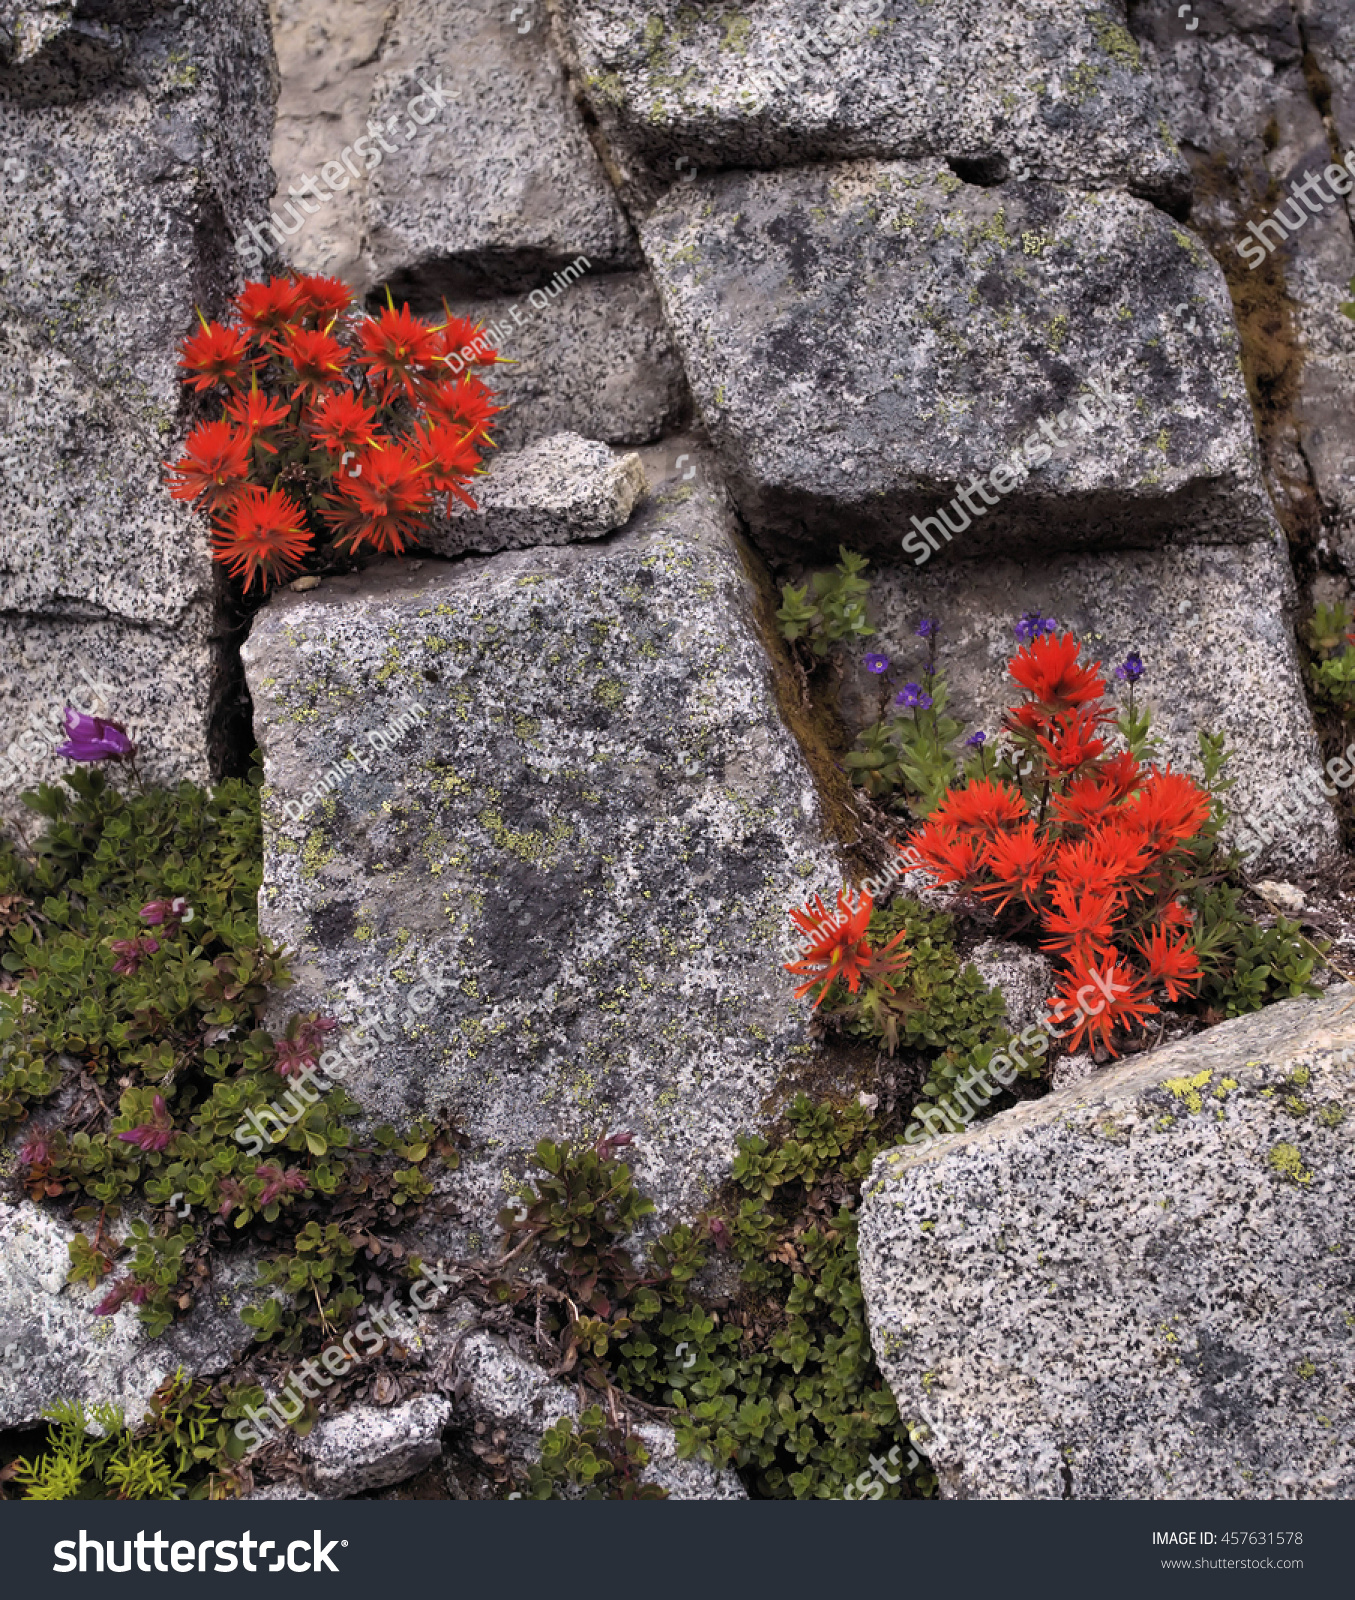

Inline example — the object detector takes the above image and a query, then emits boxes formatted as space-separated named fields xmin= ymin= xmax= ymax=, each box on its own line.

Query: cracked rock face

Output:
xmin=831 ymin=538 xmax=1339 ymax=872
xmin=557 ymin=0 xmax=1188 ymax=213
xmin=1130 ymin=0 xmax=1355 ymax=566
xmin=640 ymin=161 xmax=1271 ymax=559
xmin=0 ymin=0 xmax=276 ymax=814
xmin=242 ymin=474 xmax=847 ymax=1240
xmin=858 ymin=986 xmax=1355 ymax=1500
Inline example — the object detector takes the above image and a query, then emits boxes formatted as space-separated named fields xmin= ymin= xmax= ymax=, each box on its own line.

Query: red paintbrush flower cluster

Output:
xmin=168 ymin=274 xmax=503 ymax=592
xmin=907 ymin=632 xmax=1211 ymax=1055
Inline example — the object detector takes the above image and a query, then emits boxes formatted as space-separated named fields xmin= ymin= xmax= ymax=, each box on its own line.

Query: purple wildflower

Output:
xmin=1014 ymin=611 xmax=1058 ymax=645
xmin=896 ymin=683 xmax=933 ymax=710
xmin=1113 ymin=651 xmax=1145 ymax=685
xmin=117 ymin=1093 xmax=174 ymax=1154
xmin=915 ymin=618 xmax=937 ymax=638
xmin=140 ymin=896 xmax=193 ymax=928
xmin=255 ymin=1164 xmax=310 ymax=1206
xmin=965 ymin=731 xmax=987 ymax=748
xmin=110 ymin=935 xmax=160 ymax=977
xmin=56 ymin=707 xmax=133 ymax=762
xmin=862 ymin=653 xmax=890 ymax=675
xmin=19 ymin=1134 xmax=49 ymax=1166
xmin=94 ymin=1278 xmax=132 ymax=1317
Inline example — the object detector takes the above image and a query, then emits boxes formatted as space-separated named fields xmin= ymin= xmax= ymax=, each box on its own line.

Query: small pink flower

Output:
xmin=255 ymin=1163 xmax=309 ymax=1206
xmin=111 ymin=935 xmax=160 ymax=976
xmin=117 ymin=1093 xmax=174 ymax=1154
xmin=94 ymin=1278 xmax=131 ymax=1316
xmin=19 ymin=1135 xmax=48 ymax=1166
xmin=140 ymin=896 xmax=193 ymax=928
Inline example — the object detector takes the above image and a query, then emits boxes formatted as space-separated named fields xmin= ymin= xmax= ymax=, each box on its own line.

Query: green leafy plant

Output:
xmin=0 ymin=765 xmax=443 ymax=1347
xmin=1188 ymin=882 xmax=1323 ymax=1018
xmin=7 ymin=1371 xmax=247 ymax=1500
xmin=844 ymin=621 xmax=965 ymax=815
xmin=776 ymin=547 xmax=874 ymax=661
xmin=1305 ymin=601 xmax=1355 ymax=722
xmin=496 ymin=1101 xmax=936 ymax=1500
xmin=516 ymin=1407 xmax=667 ymax=1500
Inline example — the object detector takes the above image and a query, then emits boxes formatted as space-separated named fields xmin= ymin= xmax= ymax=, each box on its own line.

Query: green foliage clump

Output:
xmin=776 ymin=547 xmax=874 ymax=660
xmin=518 ymin=1408 xmax=667 ymax=1500
xmin=0 ymin=766 xmax=443 ymax=1348
xmin=1188 ymin=883 xmax=1323 ymax=1018
xmin=8 ymin=1372 xmax=248 ymax=1500
xmin=845 ymin=671 xmax=964 ymax=817
xmin=498 ymin=1099 xmax=936 ymax=1500
xmin=1305 ymin=602 xmax=1355 ymax=722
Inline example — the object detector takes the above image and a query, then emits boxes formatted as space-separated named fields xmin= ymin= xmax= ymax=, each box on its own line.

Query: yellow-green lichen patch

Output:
xmin=1161 ymin=1068 xmax=1213 ymax=1116
xmin=1267 ymin=1142 xmax=1312 ymax=1185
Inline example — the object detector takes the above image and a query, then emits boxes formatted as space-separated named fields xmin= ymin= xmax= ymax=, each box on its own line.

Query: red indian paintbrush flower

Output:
xmin=418 ymin=421 xmax=484 ymax=506
xmin=440 ymin=313 xmax=501 ymax=367
xmin=292 ymin=273 xmax=353 ymax=323
xmin=321 ymin=442 xmax=432 ymax=555
xmin=178 ymin=317 xmax=250 ymax=392
xmin=277 ymin=324 xmax=349 ymax=400
xmin=307 ymin=389 xmax=381 ymax=456
xmin=421 ymin=374 xmax=502 ymax=439
xmin=1052 ymin=959 xmax=1158 ymax=1056
xmin=166 ymin=420 xmax=252 ymax=512
xmin=907 ymin=822 xmax=985 ymax=886
xmin=1009 ymin=631 xmax=1106 ymax=707
xmin=358 ymin=303 xmax=444 ymax=402
xmin=211 ymin=485 xmax=311 ymax=592
xmin=1131 ymin=924 xmax=1201 ymax=1002
xmin=235 ymin=275 xmax=306 ymax=334
xmin=170 ymin=276 xmax=502 ymax=593
xmin=223 ymin=384 xmax=291 ymax=453
xmin=784 ymin=889 xmax=909 ymax=1010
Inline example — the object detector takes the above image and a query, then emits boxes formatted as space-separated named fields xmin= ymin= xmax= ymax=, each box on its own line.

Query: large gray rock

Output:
xmin=859 ymin=985 xmax=1355 ymax=1499
xmin=264 ymin=0 xmax=395 ymax=287
xmin=556 ymin=0 xmax=1188 ymax=213
xmin=0 ymin=0 xmax=276 ymax=814
xmin=361 ymin=0 xmax=636 ymax=301
xmin=242 ymin=468 xmax=848 ymax=1241
xmin=437 ymin=273 xmax=689 ymax=451
xmin=1130 ymin=3 xmax=1355 ymax=563
xmin=640 ymin=162 xmax=1271 ymax=558
xmin=421 ymin=432 xmax=647 ymax=558
xmin=830 ymin=537 xmax=1339 ymax=871
xmin=301 ymin=1392 xmax=452 ymax=1496
xmin=0 ymin=1196 xmax=257 ymax=1430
